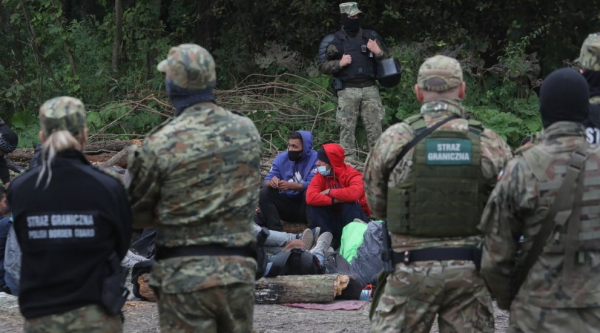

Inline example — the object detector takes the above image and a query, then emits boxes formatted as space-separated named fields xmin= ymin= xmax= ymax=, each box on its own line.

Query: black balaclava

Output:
xmin=540 ymin=68 xmax=590 ymax=128
xmin=583 ymin=69 xmax=600 ymax=98
xmin=341 ymin=14 xmax=360 ymax=37
xmin=166 ymin=80 xmax=217 ymax=116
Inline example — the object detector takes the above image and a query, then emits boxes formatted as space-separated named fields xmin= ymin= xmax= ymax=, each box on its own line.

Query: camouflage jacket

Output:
xmin=364 ymin=98 xmax=513 ymax=251
xmin=127 ymin=102 xmax=261 ymax=293
xmin=479 ymin=121 xmax=600 ymax=309
xmin=319 ymin=28 xmax=385 ymax=75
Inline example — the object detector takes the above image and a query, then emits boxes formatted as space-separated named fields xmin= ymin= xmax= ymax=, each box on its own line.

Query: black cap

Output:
xmin=317 ymin=147 xmax=330 ymax=165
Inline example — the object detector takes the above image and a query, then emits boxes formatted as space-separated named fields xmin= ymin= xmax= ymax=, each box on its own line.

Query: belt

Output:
xmin=156 ymin=245 xmax=255 ymax=260
xmin=343 ymin=80 xmax=376 ymax=88
xmin=393 ymin=247 xmax=482 ymax=271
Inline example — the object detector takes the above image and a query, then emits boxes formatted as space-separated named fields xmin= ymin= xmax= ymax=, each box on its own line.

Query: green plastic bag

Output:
xmin=339 ymin=219 xmax=369 ymax=263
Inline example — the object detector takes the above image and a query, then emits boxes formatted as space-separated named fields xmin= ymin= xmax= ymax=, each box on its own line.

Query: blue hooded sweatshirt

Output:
xmin=264 ymin=130 xmax=318 ymax=198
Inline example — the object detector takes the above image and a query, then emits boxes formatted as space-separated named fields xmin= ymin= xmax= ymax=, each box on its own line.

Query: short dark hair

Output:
xmin=288 ymin=132 xmax=303 ymax=141
xmin=0 ymin=186 xmax=6 ymax=198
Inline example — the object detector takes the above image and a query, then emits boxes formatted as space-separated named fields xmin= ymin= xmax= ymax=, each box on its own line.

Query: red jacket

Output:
xmin=306 ymin=144 xmax=371 ymax=217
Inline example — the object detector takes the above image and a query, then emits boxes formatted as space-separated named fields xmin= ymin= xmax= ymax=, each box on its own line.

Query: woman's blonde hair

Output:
xmin=36 ymin=130 xmax=86 ymax=189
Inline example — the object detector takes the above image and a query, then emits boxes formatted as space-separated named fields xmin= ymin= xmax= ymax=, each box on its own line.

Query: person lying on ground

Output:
xmin=257 ymin=131 xmax=318 ymax=231
xmin=253 ymin=223 xmax=320 ymax=250
xmin=306 ymin=143 xmax=371 ymax=248
xmin=264 ymin=232 xmax=334 ymax=277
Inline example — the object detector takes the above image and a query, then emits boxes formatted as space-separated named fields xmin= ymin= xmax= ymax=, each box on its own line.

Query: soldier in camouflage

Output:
xmin=127 ymin=44 xmax=262 ymax=332
xmin=318 ymin=2 xmax=386 ymax=160
xmin=480 ymin=68 xmax=600 ymax=332
xmin=365 ymin=55 xmax=512 ymax=332
xmin=578 ymin=33 xmax=600 ymax=144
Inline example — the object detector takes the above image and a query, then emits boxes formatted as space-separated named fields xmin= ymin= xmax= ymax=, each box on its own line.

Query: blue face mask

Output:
xmin=317 ymin=165 xmax=331 ymax=176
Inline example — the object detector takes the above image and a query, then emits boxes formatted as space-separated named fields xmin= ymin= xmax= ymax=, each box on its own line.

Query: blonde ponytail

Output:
xmin=36 ymin=130 xmax=84 ymax=188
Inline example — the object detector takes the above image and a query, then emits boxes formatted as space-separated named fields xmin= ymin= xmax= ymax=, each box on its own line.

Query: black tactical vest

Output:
xmin=584 ymin=103 xmax=600 ymax=144
xmin=333 ymin=29 xmax=377 ymax=82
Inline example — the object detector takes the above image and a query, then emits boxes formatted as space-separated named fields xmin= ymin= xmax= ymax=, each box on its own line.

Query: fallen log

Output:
xmin=255 ymin=274 xmax=349 ymax=304
xmin=7 ymin=140 xmax=141 ymax=166
xmin=85 ymin=140 xmax=139 ymax=154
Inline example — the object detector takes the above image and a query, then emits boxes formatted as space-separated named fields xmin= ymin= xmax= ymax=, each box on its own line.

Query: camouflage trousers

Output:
xmin=157 ymin=283 xmax=254 ymax=333
xmin=336 ymin=85 xmax=384 ymax=160
xmin=23 ymin=304 xmax=122 ymax=333
xmin=509 ymin=301 xmax=600 ymax=333
xmin=371 ymin=261 xmax=494 ymax=333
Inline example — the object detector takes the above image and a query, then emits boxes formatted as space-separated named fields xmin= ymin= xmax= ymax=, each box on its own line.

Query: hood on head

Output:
xmin=322 ymin=143 xmax=345 ymax=175
xmin=296 ymin=130 xmax=314 ymax=159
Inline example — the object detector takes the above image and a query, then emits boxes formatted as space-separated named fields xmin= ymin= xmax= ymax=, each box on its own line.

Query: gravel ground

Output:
xmin=1 ymin=292 xmax=509 ymax=333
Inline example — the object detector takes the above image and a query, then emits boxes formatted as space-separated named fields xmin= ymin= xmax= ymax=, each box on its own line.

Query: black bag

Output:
xmin=376 ymin=58 xmax=402 ymax=88
xmin=265 ymin=249 xmax=325 ymax=277
xmin=101 ymin=253 xmax=130 ymax=315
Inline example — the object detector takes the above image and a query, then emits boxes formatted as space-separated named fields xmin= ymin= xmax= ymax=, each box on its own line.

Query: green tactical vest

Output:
xmin=387 ymin=115 xmax=492 ymax=237
xmin=521 ymin=146 xmax=600 ymax=256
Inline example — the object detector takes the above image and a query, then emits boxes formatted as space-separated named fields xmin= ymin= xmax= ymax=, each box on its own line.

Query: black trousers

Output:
xmin=309 ymin=202 xmax=367 ymax=249
xmin=257 ymin=186 xmax=311 ymax=231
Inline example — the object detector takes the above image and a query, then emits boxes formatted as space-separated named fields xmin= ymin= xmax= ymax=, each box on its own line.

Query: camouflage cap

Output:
xmin=339 ymin=2 xmax=362 ymax=16
xmin=578 ymin=33 xmax=600 ymax=71
xmin=157 ymin=44 xmax=216 ymax=90
xmin=39 ymin=96 xmax=87 ymax=136
xmin=417 ymin=55 xmax=463 ymax=92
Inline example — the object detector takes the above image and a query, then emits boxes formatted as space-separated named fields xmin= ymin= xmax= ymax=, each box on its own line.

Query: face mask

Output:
xmin=317 ymin=165 xmax=331 ymax=176
xmin=288 ymin=150 xmax=302 ymax=162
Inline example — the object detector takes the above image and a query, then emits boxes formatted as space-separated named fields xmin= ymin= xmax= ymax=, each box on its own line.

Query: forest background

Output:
xmin=1 ymin=0 xmax=599 ymax=157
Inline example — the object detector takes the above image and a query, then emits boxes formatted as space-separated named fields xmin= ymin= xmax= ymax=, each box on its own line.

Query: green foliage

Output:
xmin=0 ymin=0 xmax=598 ymax=151
xmin=10 ymin=110 xmax=39 ymax=148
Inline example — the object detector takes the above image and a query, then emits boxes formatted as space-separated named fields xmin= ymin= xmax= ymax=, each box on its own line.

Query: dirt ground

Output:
xmin=1 ymin=292 xmax=509 ymax=333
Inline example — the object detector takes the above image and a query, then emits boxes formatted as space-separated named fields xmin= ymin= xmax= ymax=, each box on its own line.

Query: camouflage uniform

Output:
xmin=23 ymin=305 xmax=122 ymax=333
xmin=365 ymin=56 xmax=512 ymax=332
xmin=319 ymin=2 xmax=386 ymax=160
xmin=127 ymin=44 xmax=261 ymax=333
xmin=479 ymin=120 xmax=600 ymax=332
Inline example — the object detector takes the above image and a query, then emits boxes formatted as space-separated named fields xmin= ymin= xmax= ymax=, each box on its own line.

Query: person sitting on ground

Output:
xmin=0 ymin=124 xmax=18 ymax=187
xmin=258 ymin=131 xmax=318 ymax=231
xmin=306 ymin=143 xmax=371 ymax=248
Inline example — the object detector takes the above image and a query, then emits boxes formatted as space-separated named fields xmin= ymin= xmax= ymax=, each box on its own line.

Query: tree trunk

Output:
xmin=20 ymin=0 xmax=62 ymax=90
xmin=111 ymin=0 xmax=124 ymax=77
xmin=52 ymin=0 xmax=77 ymax=77
xmin=255 ymin=274 xmax=350 ymax=304
xmin=146 ymin=0 xmax=162 ymax=77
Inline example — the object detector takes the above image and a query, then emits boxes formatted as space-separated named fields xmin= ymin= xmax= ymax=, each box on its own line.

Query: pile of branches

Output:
xmin=10 ymin=74 xmax=342 ymax=170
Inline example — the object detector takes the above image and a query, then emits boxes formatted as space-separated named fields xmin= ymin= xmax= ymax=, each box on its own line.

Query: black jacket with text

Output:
xmin=8 ymin=150 xmax=131 ymax=319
